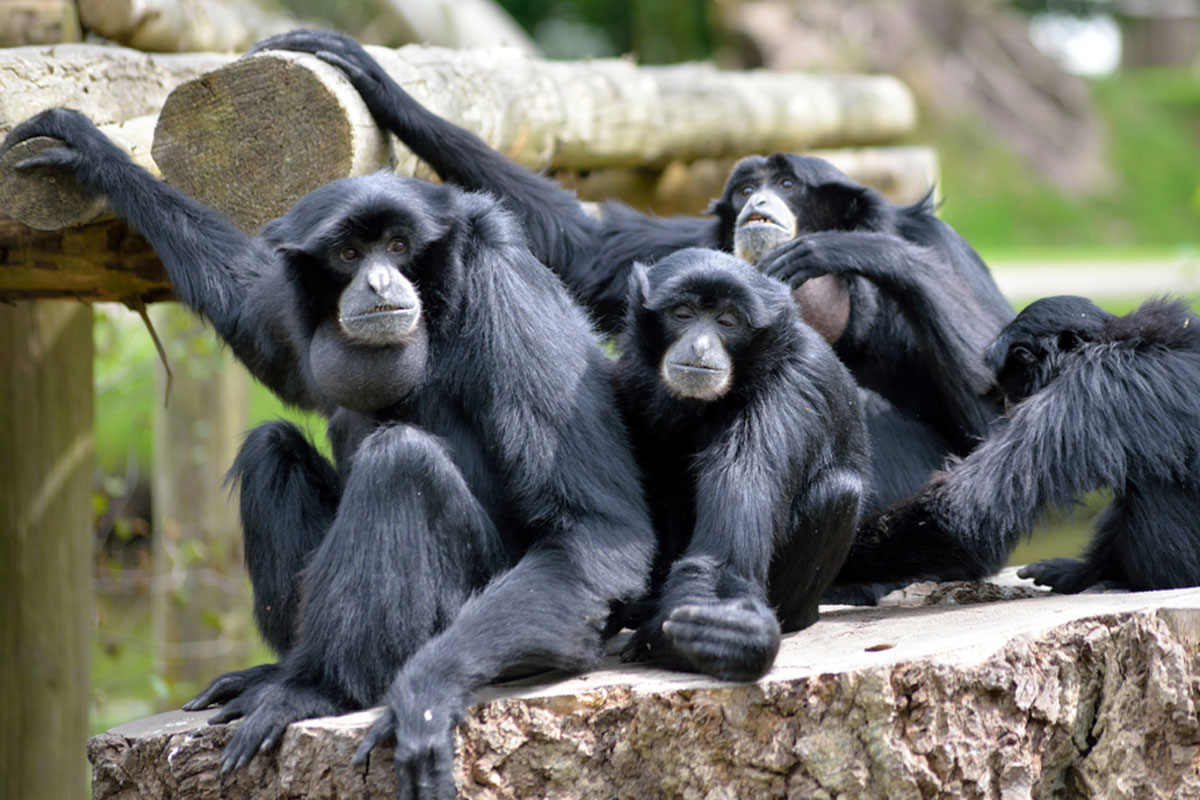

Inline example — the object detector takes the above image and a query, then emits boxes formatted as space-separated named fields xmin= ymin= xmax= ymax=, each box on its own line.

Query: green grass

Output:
xmin=935 ymin=67 xmax=1200 ymax=253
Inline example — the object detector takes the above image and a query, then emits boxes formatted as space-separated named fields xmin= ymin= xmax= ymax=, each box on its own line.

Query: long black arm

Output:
xmin=3 ymin=109 xmax=323 ymax=410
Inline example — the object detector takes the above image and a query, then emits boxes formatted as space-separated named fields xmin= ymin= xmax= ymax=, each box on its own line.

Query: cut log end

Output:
xmin=152 ymin=53 xmax=389 ymax=232
xmin=0 ymin=137 xmax=107 ymax=230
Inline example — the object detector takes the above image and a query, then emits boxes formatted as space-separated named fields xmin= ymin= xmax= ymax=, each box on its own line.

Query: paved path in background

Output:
xmin=990 ymin=256 xmax=1199 ymax=301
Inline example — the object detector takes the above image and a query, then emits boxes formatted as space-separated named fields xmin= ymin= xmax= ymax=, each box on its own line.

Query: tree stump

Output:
xmin=89 ymin=575 xmax=1200 ymax=800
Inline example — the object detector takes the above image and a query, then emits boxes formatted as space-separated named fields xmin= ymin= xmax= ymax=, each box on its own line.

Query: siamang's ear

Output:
xmin=628 ymin=262 xmax=652 ymax=307
xmin=810 ymin=182 xmax=879 ymax=230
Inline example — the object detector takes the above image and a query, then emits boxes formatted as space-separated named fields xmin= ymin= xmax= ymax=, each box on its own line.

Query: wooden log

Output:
xmin=78 ymin=0 xmax=300 ymax=53
xmin=151 ymin=46 xmax=917 ymax=230
xmin=0 ymin=214 xmax=170 ymax=303
xmin=558 ymin=145 xmax=939 ymax=215
xmin=2 ymin=301 xmax=93 ymax=800
xmin=150 ymin=307 xmax=251 ymax=702
xmin=0 ymin=44 xmax=234 ymax=133
xmin=367 ymin=0 xmax=536 ymax=53
xmin=88 ymin=579 xmax=1200 ymax=799
xmin=0 ymin=116 xmax=158 ymax=230
xmin=0 ymin=0 xmax=81 ymax=47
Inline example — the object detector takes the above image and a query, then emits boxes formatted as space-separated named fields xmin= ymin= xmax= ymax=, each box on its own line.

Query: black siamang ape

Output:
xmin=245 ymin=30 xmax=1013 ymax=508
xmin=614 ymin=249 xmax=868 ymax=680
xmin=2 ymin=109 xmax=655 ymax=798
xmin=837 ymin=295 xmax=1200 ymax=593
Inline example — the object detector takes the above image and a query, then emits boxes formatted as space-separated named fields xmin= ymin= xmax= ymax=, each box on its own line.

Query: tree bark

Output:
xmin=77 ymin=0 xmax=300 ymax=53
xmin=0 ymin=44 xmax=234 ymax=133
xmin=1 ymin=301 xmax=93 ymax=800
xmin=89 ymin=580 xmax=1200 ymax=800
xmin=150 ymin=46 xmax=916 ymax=229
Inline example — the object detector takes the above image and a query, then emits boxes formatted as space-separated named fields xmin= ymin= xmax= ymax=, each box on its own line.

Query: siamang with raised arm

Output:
xmin=2 ymin=109 xmax=655 ymax=799
xmin=837 ymin=295 xmax=1200 ymax=593
xmin=246 ymin=30 xmax=1014 ymax=510
xmin=614 ymin=249 xmax=868 ymax=680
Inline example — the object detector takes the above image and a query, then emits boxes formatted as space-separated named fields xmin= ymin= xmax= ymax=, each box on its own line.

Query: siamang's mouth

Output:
xmin=344 ymin=304 xmax=416 ymax=321
xmin=669 ymin=362 xmax=721 ymax=373
xmin=740 ymin=212 xmax=787 ymax=229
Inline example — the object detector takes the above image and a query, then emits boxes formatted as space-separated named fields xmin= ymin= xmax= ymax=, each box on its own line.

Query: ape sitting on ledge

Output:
xmin=2 ymin=109 xmax=654 ymax=800
xmin=614 ymin=249 xmax=867 ymax=681
xmin=837 ymin=296 xmax=1200 ymax=594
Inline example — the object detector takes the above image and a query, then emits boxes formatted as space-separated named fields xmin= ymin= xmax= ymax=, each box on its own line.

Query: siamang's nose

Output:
xmin=367 ymin=265 xmax=392 ymax=295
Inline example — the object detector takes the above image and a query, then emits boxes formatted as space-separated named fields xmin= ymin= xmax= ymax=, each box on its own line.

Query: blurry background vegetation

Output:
xmin=88 ymin=0 xmax=1198 ymax=733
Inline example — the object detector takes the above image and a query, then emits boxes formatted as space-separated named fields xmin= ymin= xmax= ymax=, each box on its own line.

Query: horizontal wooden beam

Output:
xmin=0 ymin=215 xmax=169 ymax=303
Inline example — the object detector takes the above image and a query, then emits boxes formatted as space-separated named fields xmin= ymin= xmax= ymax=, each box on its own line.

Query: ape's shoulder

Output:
xmin=1108 ymin=298 xmax=1200 ymax=353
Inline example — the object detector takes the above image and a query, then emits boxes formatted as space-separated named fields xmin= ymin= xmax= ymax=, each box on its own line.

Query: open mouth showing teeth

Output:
xmin=741 ymin=213 xmax=782 ymax=227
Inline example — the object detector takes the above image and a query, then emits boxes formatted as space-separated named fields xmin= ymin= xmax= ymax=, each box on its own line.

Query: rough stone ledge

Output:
xmin=89 ymin=573 xmax=1200 ymax=799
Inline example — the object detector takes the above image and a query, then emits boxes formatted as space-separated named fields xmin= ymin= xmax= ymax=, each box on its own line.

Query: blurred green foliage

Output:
xmin=939 ymin=67 xmax=1200 ymax=254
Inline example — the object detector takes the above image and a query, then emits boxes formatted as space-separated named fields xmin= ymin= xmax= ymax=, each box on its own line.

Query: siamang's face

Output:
xmin=635 ymin=250 xmax=787 ymax=402
xmin=714 ymin=153 xmax=872 ymax=263
xmin=277 ymin=177 xmax=458 ymax=412
xmin=985 ymin=295 xmax=1111 ymax=406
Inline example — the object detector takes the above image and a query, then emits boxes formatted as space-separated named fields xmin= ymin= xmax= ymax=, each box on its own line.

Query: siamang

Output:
xmin=2 ymin=109 xmax=655 ymax=798
xmin=837 ymin=295 xmax=1200 ymax=593
xmin=245 ymin=30 xmax=1013 ymax=509
xmin=613 ymin=249 xmax=867 ymax=680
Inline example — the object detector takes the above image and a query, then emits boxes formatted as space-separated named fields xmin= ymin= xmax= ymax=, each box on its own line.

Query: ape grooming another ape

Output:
xmin=614 ymin=249 xmax=868 ymax=680
xmin=2 ymin=109 xmax=655 ymax=798
xmin=838 ymin=296 xmax=1200 ymax=593
xmin=248 ymin=30 xmax=1014 ymax=509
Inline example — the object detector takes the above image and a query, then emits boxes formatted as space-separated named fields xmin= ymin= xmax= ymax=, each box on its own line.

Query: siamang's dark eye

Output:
xmin=739 ymin=184 xmax=755 ymax=197
xmin=671 ymin=305 xmax=696 ymax=321
xmin=779 ymin=178 xmax=795 ymax=190
xmin=1009 ymin=345 xmax=1036 ymax=365
xmin=387 ymin=237 xmax=407 ymax=254
xmin=716 ymin=312 xmax=739 ymax=328
xmin=340 ymin=247 xmax=360 ymax=262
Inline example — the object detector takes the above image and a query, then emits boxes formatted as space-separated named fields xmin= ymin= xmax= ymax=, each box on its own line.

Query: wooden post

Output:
xmin=0 ymin=300 xmax=93 ymax=800
xmin=150 ymin=306 xmax=251 ymax=703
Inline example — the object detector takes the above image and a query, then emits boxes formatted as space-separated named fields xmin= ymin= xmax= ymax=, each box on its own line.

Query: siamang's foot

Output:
xmin=622 ymin=597 xmax=781 ymax=682
xmin=352 ymin=674 xmax=465 ymax=800
xmin=1018 ymin=558 xmax=1093 ymax=594
xmin=216 ymin=680 xmax=344 ymax=774
xmin=182 ymin=662 xmax=280 ymax=711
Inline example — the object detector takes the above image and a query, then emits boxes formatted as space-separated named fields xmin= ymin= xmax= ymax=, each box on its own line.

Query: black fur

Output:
xmin=837 ymin=296 xmax=1200 ymax=593
xmin=2 ymin=109 xmax=654 ymax=799
xmin=245 ymin=30 xmax=1011 ymax=514
xmin=614 ymin=249 xmax=868 ymax=680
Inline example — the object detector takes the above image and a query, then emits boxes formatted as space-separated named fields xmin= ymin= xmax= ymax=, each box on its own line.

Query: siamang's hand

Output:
xmin=182 ymin=662 xmax=280 ymax=711
xmin=352 ymin=674 xmax=466 ymax=800
xmin=1018 ymin=558 xmax=1091 ymax=594
xmin=246 ymin=30 xmax=395 ymax=117
xmin=758 ymin=234 xmax=838 ymax=289
xmin=2 ymin=108 xmax=126 ymax=186
xmin=622 ymin=597 xmax=781 ymax=682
